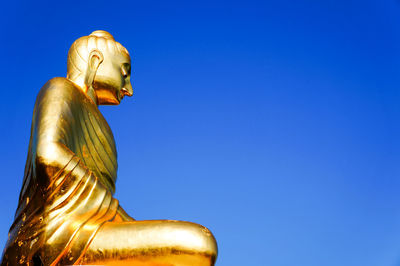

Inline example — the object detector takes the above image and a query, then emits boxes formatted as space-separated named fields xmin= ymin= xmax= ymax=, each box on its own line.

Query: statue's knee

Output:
xmin=166 ymin=221 xmax=218 ymax=256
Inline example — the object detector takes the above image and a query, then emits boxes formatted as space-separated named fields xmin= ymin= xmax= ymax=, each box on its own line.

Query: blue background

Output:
xmin=1 ymin=1 xmax=400 ymax=265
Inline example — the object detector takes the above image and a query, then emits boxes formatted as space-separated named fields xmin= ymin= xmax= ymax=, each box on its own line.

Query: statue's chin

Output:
xmin=98 ymin=98 xmax=120 ymax=105
xmin=93 ymin=82 xmax=121 ymax=105
xmin=96 ymin=91 xmax=121 ymax=105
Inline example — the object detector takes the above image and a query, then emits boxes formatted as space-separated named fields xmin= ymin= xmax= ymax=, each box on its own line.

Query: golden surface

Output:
xmin=1 ymin=31 xmax=217 ymax=266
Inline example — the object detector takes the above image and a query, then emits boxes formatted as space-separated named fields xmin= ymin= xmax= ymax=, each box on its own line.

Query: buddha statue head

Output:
xmin=66 ymin=30 xmax=133 ymax=105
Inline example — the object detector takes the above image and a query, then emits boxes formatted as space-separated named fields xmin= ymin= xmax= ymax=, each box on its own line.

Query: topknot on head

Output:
xmin=89 ymin=30 xmax=115 ymax=40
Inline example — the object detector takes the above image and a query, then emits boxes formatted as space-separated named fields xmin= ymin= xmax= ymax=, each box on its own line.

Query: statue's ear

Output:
xmin=85 ymin=49 xmax=104 ymax=87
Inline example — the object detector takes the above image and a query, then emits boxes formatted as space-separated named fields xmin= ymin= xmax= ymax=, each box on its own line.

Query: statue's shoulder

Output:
xmin=38 ymin=77 xmax=79 ymax=103
xmin=40 ymin=77 xmax=76 ymax=94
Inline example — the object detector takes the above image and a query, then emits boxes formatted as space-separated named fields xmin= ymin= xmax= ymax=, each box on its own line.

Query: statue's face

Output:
xmin=92 ymin=51 xmax=133 ymax=105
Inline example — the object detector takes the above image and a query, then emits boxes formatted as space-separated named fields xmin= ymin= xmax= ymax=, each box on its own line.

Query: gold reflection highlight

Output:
xmin=1 ymin=31 xmax=217 ymax=266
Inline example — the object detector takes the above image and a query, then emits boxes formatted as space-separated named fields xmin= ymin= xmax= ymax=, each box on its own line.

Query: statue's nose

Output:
xmin=121 ymin=83 xmax=133 ymax=97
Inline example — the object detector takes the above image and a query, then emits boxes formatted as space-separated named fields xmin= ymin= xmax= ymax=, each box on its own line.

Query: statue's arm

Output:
xmin=33 ymin=79 xmax=81 ymax=182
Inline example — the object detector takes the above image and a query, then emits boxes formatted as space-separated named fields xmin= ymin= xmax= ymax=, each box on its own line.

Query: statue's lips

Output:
xmin=118 ymin=88 xmax=133 ymax=102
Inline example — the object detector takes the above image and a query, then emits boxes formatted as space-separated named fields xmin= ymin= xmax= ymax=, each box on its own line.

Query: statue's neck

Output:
xmin=67 ymin=76 xmax=98 ymax=105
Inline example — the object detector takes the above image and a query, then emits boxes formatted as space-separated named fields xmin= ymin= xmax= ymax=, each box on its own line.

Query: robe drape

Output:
xmin=2 ymin=77 xmax=124 ymax=265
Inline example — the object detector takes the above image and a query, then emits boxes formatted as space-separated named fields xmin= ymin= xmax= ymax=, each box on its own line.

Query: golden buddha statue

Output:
xmin=1 ymin=30 xmax=217 ymax=266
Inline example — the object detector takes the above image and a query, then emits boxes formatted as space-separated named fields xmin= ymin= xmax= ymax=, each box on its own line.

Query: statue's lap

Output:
xmin=81 ymin=220 xmax=217 ymax=266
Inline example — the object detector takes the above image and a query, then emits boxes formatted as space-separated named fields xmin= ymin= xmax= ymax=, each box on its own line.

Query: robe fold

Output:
xmin=2 ymin=77 xmax=123 ymax=265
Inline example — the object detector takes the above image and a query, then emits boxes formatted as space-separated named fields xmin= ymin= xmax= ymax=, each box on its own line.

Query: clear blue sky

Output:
xmin=1 ymin=1 xmax=400 ymax=265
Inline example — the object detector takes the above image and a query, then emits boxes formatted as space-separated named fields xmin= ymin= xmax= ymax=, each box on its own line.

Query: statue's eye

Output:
xmin=121 ymin=68 xmax=128 ymax=78
xmin=121 ymin=63 xmax=130 ymax=78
